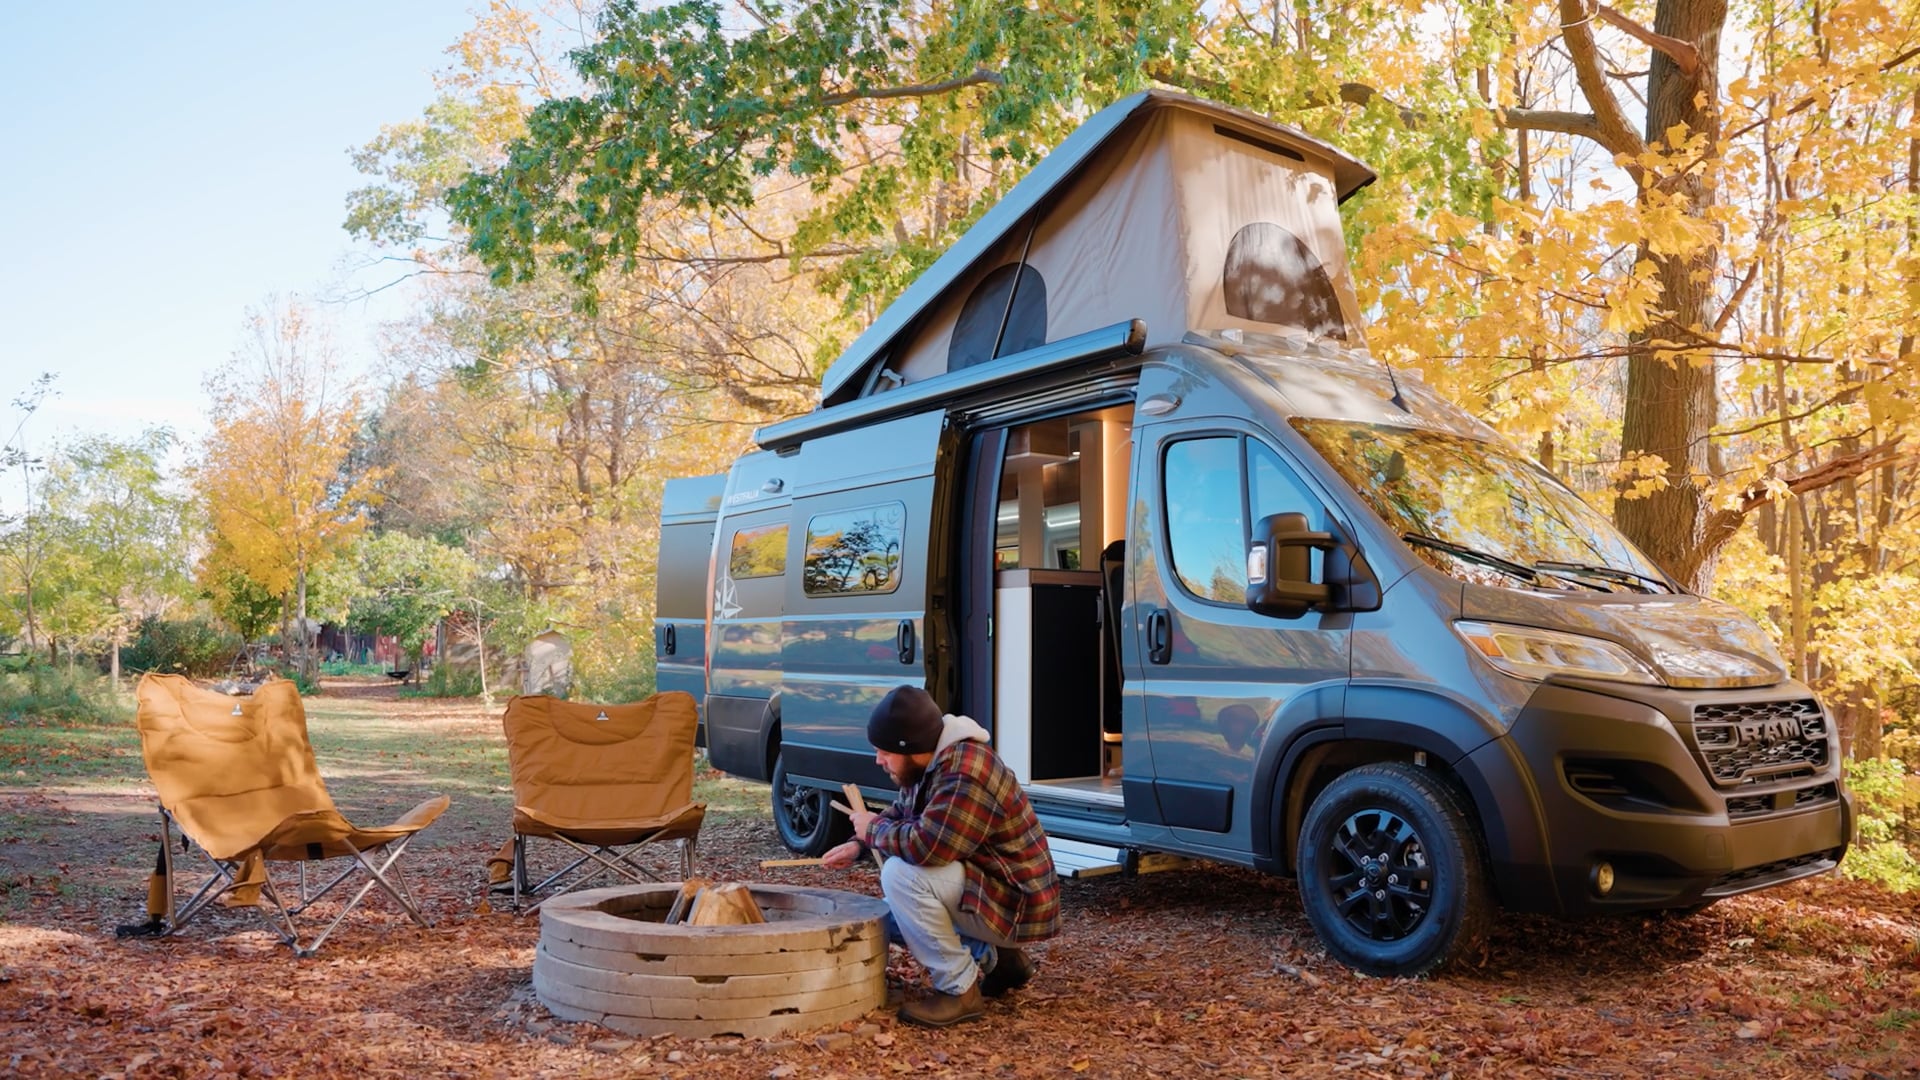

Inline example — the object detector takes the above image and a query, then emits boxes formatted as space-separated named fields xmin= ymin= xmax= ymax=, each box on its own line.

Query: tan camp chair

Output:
xmin=492 ymin=691 xmax=705 ymax=913
xmin=131 ymin=673 xmax=450 ymax=956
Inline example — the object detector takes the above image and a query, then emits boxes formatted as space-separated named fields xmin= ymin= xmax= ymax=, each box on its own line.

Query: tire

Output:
xmin=1296 ymin=762 xmax=1492 ymax=977
xmin=771 ymin=751 xmax=852 ymax=857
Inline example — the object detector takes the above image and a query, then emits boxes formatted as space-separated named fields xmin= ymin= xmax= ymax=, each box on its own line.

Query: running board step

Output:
xmin=1047 ymin=838 xmax=1194 ymax=879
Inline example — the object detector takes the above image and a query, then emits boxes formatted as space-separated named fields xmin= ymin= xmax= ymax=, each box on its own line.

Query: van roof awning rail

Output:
xmin=755 ymin=319 xmax=1147 ymax=452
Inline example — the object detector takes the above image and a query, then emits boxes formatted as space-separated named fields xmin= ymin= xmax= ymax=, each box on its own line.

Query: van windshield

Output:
xmin=1291 ymin=419 xmax=1671 ymax=592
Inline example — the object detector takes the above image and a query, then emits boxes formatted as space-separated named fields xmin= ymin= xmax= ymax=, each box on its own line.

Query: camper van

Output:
xmin=653 ymin=91 xmax=1852 ymax=976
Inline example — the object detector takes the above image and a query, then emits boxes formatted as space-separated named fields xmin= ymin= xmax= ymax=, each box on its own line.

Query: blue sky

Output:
xmin=0 ymin=2 xmax=481 ymax=503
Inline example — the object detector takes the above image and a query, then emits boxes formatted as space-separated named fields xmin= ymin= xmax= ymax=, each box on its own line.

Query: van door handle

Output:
xmin=662 ymin=624 xmax=677 ymax=656
xmin=1146 ymin=610 xmax=1172 ymax=665
xmin=897 ymin=620 xmax=916 ymax=665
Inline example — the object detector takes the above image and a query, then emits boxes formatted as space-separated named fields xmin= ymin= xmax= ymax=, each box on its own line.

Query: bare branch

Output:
xmin=1726 ymin=43 xmax=1920 ymax=143
xmin=1496 ymin=106 xmax=1606 ymax=141
xmin=1712 ymin=258 xmax=1762 ymax=335
xmin=1688 ymin=438 xmax=1909 ymax=584
xmin=819 ymin=68 xmax=1003 ymax=108
xmin=1552 ymin=0 xmax=1648 ymax=160
xmin=1595 ymin=4 xmax=1698 ymax=76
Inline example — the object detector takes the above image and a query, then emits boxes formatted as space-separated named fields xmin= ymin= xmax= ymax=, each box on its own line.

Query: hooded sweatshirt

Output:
xmin=864 ymin=713 xmax=1061 ymax=944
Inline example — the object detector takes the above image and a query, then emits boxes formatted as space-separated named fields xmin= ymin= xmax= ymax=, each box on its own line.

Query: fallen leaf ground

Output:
xmin=1 ymin=677 xmax=1916 ymax=1079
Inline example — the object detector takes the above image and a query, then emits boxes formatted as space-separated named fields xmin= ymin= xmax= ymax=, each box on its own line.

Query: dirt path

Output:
xmin=1 ymin=680 xmax=1915 ymax=1078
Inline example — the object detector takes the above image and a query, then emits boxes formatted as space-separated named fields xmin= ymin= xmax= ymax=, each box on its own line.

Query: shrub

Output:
xmin=0 ymin=662 xmax=129 ymax=725
xmin=1844 ymin=756 xmax=1920 ymax=893
xmin=120 ymin=616 xmax=243 ymax=679
xmin=402 ymin=664 xmax=486 ymax=699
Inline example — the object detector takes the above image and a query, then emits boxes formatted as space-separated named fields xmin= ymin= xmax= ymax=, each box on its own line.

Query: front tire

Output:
xmin=1297 ymin=762 xmax=1492 ymax=977
xmin=771 ymin=751 xmax=852 ymax=856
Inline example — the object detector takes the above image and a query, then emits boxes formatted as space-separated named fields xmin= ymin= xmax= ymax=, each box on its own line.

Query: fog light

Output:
xmin=1592 ymin=861 xmax=1616 ymax=897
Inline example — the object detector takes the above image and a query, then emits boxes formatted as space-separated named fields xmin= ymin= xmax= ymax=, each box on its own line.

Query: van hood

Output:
xmin=1460 ymin=585 xmax=1788 ymax=690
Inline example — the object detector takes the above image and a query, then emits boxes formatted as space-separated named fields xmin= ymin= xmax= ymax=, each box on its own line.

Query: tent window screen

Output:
xmin=1222 ymin=222 xmax=1347 ymax=341
xmin=948 ymin=263 xmax=1048 ymax=371
xmin=803 ymin=503 xmax=905 ymax=596
xmin=728 ymin=524 xmax=788 ymax=579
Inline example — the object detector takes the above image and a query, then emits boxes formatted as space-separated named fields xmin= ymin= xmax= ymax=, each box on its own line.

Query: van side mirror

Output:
xmin=1247 ymin=512 xmax=1334 ymax=619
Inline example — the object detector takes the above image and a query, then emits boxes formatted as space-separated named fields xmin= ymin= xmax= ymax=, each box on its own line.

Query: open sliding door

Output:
xmin=777 ymin=410 xmax=947 ymax=789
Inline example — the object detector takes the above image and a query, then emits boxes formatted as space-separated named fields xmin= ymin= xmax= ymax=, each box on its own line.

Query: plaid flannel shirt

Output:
xmin=866 ymin=736 xmax=1061 ymax=945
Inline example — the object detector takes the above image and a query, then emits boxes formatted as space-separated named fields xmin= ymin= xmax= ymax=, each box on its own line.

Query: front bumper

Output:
xmin=1474 ymin=680 xmax=1852 ymax=915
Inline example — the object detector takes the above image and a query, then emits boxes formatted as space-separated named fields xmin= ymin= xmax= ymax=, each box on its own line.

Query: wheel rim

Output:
xmin=1321 ymin=807 xmax=1433 ymax=941
xmin=779 ymin=775 xmax=824 ymax=839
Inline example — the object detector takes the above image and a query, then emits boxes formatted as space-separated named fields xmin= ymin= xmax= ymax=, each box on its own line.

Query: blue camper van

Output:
xmin=652 ymin=92 xmax=1852 ymax=976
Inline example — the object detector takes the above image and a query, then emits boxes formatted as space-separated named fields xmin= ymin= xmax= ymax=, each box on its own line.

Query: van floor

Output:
xmin=1026 ymin=774 xmax=1123 ymax=807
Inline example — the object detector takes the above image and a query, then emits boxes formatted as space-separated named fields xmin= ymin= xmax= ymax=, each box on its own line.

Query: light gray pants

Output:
xmin=879 ymin=857 xmax=1017 ymax=995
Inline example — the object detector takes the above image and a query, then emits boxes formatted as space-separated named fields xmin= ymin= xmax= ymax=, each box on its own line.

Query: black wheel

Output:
xmin=771 ymin=751 xmax=852 ymax=856
xmin=1296 ymin=762 xmax=1492 ymax=977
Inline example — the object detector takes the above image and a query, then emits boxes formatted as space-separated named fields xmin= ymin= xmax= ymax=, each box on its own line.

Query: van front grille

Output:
xmin=1689 ymin=699 xmax=1828 ymax=786
xmin=1724 ymin=781 xmax=1838 ymax=820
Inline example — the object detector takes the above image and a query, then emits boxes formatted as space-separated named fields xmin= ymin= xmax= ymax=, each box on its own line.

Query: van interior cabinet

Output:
xmin=993 ymin=569 xmax=1105 ymax=781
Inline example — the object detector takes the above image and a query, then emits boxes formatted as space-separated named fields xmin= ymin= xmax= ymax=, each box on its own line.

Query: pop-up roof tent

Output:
xmin=808 ymin=90 xmax=1376 ymax=415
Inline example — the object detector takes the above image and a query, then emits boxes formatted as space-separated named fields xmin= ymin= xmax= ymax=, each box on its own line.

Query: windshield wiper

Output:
xmin=1400 ymin=533 xmax=1542 ymax=585
xmin=1534 ymin=560 xmax=1672 ymax=594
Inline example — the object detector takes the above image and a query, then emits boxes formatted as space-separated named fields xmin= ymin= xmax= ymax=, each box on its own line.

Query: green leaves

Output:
xmin=448 ymin=0 xmax=1198 ymax=309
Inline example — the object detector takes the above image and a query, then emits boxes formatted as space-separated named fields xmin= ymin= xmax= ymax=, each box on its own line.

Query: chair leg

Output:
xmin=151 ymin=810 xmax=269 ymax=939
xmin=291 ymin=836 xmax=433 ymax=957
xmin=511 ymin=833 xmax=527 ymax=914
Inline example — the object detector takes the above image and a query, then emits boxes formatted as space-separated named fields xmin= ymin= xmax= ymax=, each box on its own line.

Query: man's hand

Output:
xmin=821 ymin=840 xmax=864 ymax=870
xmin=848 ymin=809 xmax=879 ymax=843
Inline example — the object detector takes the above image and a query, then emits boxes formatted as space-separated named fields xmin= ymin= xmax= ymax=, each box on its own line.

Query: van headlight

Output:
xmin=1454 ymin=621 xmax=1661 ymax=686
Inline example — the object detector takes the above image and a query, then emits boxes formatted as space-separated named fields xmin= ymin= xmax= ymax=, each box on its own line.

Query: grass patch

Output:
xmin=695 ymin=764 xmax=770 ymax=818
xmin=1875 ymin=1008 xmax=1920 ymax=1031
xmin=0 ymin=666 xmax=131 ymax=726
xmin=0 ymin=723 xmax=141 ymax=783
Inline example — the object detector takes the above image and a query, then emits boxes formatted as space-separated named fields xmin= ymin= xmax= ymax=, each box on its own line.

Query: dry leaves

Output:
xmin=1 ymin=679 xmax=1917 ymax=1079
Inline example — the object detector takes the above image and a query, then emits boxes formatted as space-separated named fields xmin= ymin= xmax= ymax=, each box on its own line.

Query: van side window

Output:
xmin=803 ymin=503 xmax=905 ymax=596
xmin=729 ymin=524 xmax=788 ymax=579
xmin=1249 ymin=440 xmax=1323 ymax=581
xmin=1164 ymin=437 xmax=1246 ymax=604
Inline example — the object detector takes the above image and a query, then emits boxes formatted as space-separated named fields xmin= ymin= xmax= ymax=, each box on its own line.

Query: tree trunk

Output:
xmin=296 ymin=566 xmax=312 ymax=683
xmin=1613 ymin=0 xmax=1728 ymax=594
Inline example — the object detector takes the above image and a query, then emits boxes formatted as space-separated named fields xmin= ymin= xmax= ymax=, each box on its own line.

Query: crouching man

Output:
xmin=823 ymin=684 xmax=1060 ymax=1027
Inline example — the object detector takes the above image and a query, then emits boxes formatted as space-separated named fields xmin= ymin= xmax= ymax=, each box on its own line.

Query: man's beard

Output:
xmin=888 ymin=759 xmax=928 ymax=787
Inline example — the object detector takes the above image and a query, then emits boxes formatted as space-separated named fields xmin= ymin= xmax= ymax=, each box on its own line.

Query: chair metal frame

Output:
xmin=155 ymin=813 xmax=436 ymax=957
xmin=505 ymin=824 xmax=697 ymax=915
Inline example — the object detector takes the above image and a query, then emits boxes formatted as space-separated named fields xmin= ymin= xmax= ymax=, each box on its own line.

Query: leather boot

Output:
xmin=980 ymin=947 xmax=1035 ymax=998
xmin=898 ymin=981 xmax=985 ymax=1027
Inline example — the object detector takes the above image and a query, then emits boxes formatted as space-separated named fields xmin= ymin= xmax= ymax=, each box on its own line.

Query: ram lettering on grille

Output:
xmin=1735 ymin=717 xmax=1801 ymax=747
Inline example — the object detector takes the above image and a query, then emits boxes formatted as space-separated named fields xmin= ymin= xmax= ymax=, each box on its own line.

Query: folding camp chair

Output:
xmin=494 ymin=691 xmax=705 ymax=913
xmin=130 ymin=673 xmax=450 ymax=956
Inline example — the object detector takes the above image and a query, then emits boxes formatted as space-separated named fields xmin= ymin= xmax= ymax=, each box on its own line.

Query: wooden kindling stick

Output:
xmin=841 ymin=783 xmax=885 ymax=870
xmin=759 ymin=857 xmax=828 ymax=868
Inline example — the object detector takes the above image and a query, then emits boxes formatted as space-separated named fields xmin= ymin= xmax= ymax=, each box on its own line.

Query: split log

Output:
xmin=687 ymin=882 xmax=767 ymax=925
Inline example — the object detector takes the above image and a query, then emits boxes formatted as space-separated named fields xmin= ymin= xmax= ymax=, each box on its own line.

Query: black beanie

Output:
xmin=867 ymin=685 xmax=944 ymax=753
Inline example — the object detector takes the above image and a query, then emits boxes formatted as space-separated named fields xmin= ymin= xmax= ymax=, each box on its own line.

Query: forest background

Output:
xmin=3 ymin=0 xmax=1919 ymax=890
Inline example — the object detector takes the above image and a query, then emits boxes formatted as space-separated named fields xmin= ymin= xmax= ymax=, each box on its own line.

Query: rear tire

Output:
xmin=1297 ymin=762 xmax=1492 ymax=977
xmin=771 ymin=751 xmax=852 ymax=857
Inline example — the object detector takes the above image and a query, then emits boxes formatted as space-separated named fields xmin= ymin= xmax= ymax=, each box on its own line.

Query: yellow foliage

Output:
xmin=197 ymin=302 xmax=381 ymax=605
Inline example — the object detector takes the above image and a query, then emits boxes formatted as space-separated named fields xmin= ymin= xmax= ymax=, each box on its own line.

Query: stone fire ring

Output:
xmin=533 ymin=883 xmax=891 ymax=1039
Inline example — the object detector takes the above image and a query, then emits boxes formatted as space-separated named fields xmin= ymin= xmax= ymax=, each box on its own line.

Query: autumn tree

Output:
xmin=320 ymin=530 xmax=476 ymax=684
xmin=35 ymin=430 xmax=193 ymax=683
xmin=197 ymin=301 xmax=380 ymax=680
xmin=345 ymin=0 xmax=829 ymax=692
